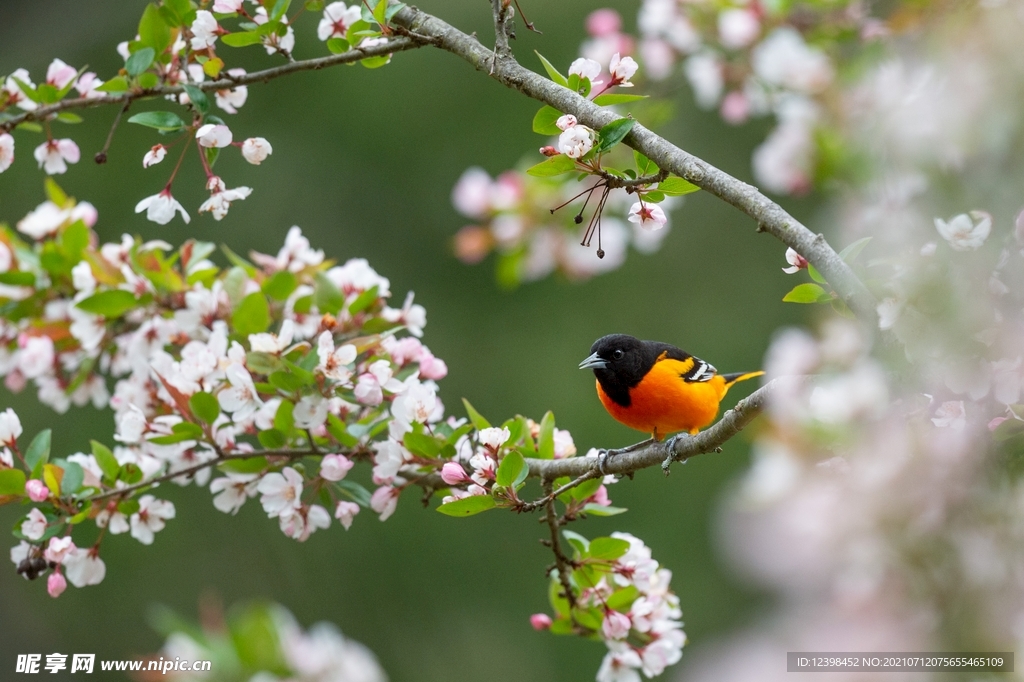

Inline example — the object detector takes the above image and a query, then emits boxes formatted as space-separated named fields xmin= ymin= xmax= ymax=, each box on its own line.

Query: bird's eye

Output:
xmin=612 ymin=349 xmax=625 ymax=360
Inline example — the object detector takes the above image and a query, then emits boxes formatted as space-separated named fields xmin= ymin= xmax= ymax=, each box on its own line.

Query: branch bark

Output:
xmin=391 ymin=7 xmax=878 ymax=322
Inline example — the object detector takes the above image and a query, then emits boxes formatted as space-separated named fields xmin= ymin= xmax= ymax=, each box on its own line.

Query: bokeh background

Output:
xmin=0 ymin=1 xmax=812 ymax=679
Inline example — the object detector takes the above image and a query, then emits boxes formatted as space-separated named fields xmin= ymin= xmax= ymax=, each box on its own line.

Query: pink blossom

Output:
xmin=258 ymin=467 xmax=305 ymax=517
xmin=19 ymin=335 xmax=55 ymax=379
xmin=320 ymin=454 xmax=354 ymax=482
xmin=213 ymin=0 xmax=243 ymax=12
xmin=143 ymin=145 xmax=166 ymax=168
xmin=0 ymin=408 xmax=22 ymax=445
xmin=478 ymin=426 xmax=511 ymax=449
xmin=627 ymin=202 xmax=667 ymax=231
xmin=25 ymin=479 xmax=49 ymax=502
xmin=21 ymin=508 xmax=48 ymax=541
xmin=441 ymin=462 xmax=470 ymax=485
xmin=370 ymin=485 xmax=399 ymax=521
xmin=215 ymin=68 xmax=248 ymax=113
xmin=74 ymin=72 xmax=104 ymax=98
xmin=210 ymin=472 xmax=259 ymax=514
xmin=720 ymin=91 xmax=750 ymax=124
xmin=418 ymin=353 xmax=448 ymax=380
xmin=608 ymin=53 xmax=638 ymax=87
xmin=934 ymin=211 xmax=991 ymax=251
xmin=190 ymin=11 xmax=220 ymax=50
xmin=530 ymin=613 xmax=553 ymax=630
xmin=556 ymin=114 xmax=577 ymax=131
xmin=586 ymin=9 xmax=621 ymax=37
xmin=318 ymin=1 xmax=362 ymax=41
xmin=718 ymin=9 xmax=761 ymax=50
xmin=4 ymin=69 xmax=38 ymax=111
xmin=33 ymin=139 xmax=79 ymax=175
xmin=569 ymin=58 xmax=602 ymax=83
xmin=316 ymin=331 xmax=357 ymax=382
xmin=558 ymin=125 xmax=594 ymax=158
xmin=591 ymin=484 xmax=612 ymax=506
xmin=602 ymin=610 xmax=632 ymax=640
xmin=47 ymin=570 xmax=67 ymax=598
xmin=130 ymin=495 xmax=176 ymax=545
xmin=0 ymin=133 xmax=14 ymax=173
xmin=195 ymin=123 xmax=233 ymax=148
xmin=64 ymin=547 xmax=106 ymax=587
xmin=782 ymin=247 xmax=809 ymax=273
xmin=989 ymin=416 xmax=1008 ymax=431
xmin=241 ymin=137 xmax=273 ymax=164
xmin=932 ymin=401 xmax=966 ymax=430
xmin=334 ymin=500 xmax=360 ymax=530
xmin=135 ymin=189 xmax=190 ymax=225
xmin=199 ymin=184 xmax=252 ymax=220
xmin=45 ymin=59 xmax=78 ymax=89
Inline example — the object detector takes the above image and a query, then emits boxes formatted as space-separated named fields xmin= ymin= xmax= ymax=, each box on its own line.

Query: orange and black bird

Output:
xmin=579 ymin=334 xmax=763 ymax=447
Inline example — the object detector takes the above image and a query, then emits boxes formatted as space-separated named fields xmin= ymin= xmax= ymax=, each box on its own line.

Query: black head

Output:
xmin=579 ymin=334 xmax=659 ymax=406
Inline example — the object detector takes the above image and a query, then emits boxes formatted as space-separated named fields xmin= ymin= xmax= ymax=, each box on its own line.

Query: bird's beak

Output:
xmin=578 ymin=352 xmax=607 ymax=370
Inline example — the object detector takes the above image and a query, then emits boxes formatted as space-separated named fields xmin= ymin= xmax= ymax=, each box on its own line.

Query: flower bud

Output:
xmin=25 ymin=479 xmax=49 ymax=502
xmin=530 ymin=613 xmax=553 ymax=630
xmin=539 ymin=145 xmax=560 ymax=157
xmin=441 ymin=462 xmax=470 ymax=485
xmin=47 ymin=570 xmax=67 ymax=598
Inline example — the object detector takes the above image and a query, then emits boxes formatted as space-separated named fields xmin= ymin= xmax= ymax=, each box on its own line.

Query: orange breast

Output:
xmin=597 ymin=359 xmax=727 ymax=438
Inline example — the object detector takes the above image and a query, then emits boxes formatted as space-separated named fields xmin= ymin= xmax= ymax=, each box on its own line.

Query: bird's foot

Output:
xmin=661 ymin=433 xmax=692 ymax=475
xmin=596 ymin=438 xmax=655 ymax=475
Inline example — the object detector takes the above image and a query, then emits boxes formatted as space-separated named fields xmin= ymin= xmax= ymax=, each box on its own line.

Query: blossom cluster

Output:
xmin=1 ymin=181 xmax=448 ymax=594
xmin=152 ymin=600 xmax=387 ymax=682
xmin=533 ymin=531 xmax=685 ymax=682
xmin=0 ymin=0 xmax=397 ymax=224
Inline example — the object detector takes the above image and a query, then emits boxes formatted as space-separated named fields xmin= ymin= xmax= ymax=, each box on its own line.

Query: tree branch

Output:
xmin=523 ymin=378 xmax=778 ymax=482
xmin=0 ymin=38 xmax=423 ymax=132
xmin=391 ymin=7 xmax=878 ymax=322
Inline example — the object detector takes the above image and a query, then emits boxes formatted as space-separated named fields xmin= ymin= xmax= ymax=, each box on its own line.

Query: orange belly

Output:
xmin=597 ymin=359 xmax=727 ymax=438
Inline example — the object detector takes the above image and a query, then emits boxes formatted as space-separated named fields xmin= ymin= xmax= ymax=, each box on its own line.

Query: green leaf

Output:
xmin=327 ymin=414 xmax=358 ymax=448
xmin=569 ymin=476 xmax=601 ymax=501
xmin=127 ymin=111 xmax=185 ymax=132
xmin=96 ymin=76 xmax=129 ymax=93
xmin=262 ymin=271 xmax=298 ymax=301
xmin=657 ymin=176 xmax=700 ymax=196
xmin=807 ymin=263 xmax=826 ymax=284
xmin=589 ymin=536 xmax=630 ymax=560
xmin=0 ymin=271 xmax=35 ymax=286
xmin=221 ymin=31 xmax=265 ymax=47
xmin=371 ymin=0 xmax=386 ymax=25
xmin=337 ymin=479 xmax=372 ymax=507
xmin=839 ymin=236 xmax=872 ymax=262
xmin=75 ymin=289 xmax=137 ymax=318
xmin=633 ymin=150 xmax=655 ymax=175
xmin=117 ymin=498 xmax=141 ymax=516
xmin=782 ymin=282 xmax=831 ymax=304
xmin=45 ymin=177 xmax=69 ymax=206
xmin=537 ymin=411 xmax=555 ymax=460
xmin=326 ymin=37 xmax=351 ymax=53
xmin=257 ymin=429 xmax=287 ymax=449
xmin=534 ymin=51 xmax=568 ymax=86
xmin=313 ymin=272 xmax=344 ymax=316
xmin=526 ymin=155 xmax=576 ymax=177
xmin=593 ymin=93 xmax=648 ymax=106
xmin=462 ymin=399 xmax=491 ymax=430
xmin=137 ymin=72 xmax=159 ymax=89
xmin=60 ymin=461 xmax=84 ymax=495
xmin=219 ymin=456 xmax=269 ymax=474
xmin=606 ymin=585 xmax=639 ymax=610
xmin=0 ymin=468 xmax=26 ymax=496
xmin=582 ymin=503 xmax=627 ymax=516
xmin=271 ymin=0 xmax=293 ymax=21
xmin=189 ymin=391 xmax=220 ymax=424
xmin=125 ymin=47 xmax=156 ymax=77
xmin=595 ymin=118 xmax=635 ymax=155
xmin=118 ymin=462 xmax=143 ymax=484
xmin=172 ymin=422 xmax=205 ymax=438
xmin=228 ymin=604 xmax=289 ymax=674
xmin=561 ymin=529 xmax=589 ymax=555
xmin=274 ymin=399 xmax=295 ymax=434
xmin=246 ymin=351 xmax=285 ymax=375
xmin=436 ymin=495 xmax=496 ymax=517
xmin=532 ymin=105 xmax=563 ymax=135
xmin=347 ymin=285 xmax=379 ymax=315
xmin=495 ymin=451 xmax=524 ymax=487
xmin=25 ymin=429 xmax=52 ymax=478
xmin=404 ymin=431 xmax=442 ymax=458
xmin=182 ymin=85 xmax=209 ymax=115
xmin=232 ymin=292 xmax=271 ymax=336
xmin=91 ymin=440 xmax=121 ymax=481
xmin=139 ymin=3 xmax=172 ymax=53
xmin=56 ymin=112 xmax=83 ymax=124
xmin=269 ymin=371 xmax=302 ymax=394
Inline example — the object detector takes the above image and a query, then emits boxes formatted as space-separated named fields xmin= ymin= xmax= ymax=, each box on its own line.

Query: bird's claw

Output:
xmin=661 ymin=433 xmax=690 ymax=474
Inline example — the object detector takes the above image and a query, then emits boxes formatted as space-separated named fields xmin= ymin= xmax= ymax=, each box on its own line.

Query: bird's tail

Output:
xmin=721 ymin=370 xmax=764 ymax=390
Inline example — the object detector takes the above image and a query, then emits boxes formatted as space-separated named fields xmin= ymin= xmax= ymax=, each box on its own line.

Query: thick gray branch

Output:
xmin=392 ymin=7 xmax=877 ymax=321
xmin=523 ymin=379 xmax=775 ymax=481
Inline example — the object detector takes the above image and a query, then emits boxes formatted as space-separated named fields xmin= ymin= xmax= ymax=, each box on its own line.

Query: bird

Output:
xmin=579 ymin=334 xmax=763 ymax=455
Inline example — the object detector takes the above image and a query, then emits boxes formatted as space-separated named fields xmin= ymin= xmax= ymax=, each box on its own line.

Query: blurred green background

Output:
xmin=0 ymin=1 xmax=811 ymax=679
